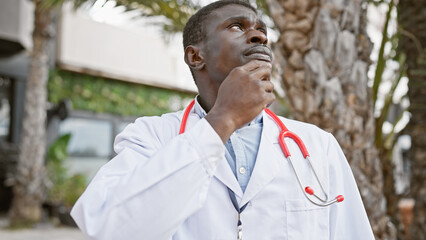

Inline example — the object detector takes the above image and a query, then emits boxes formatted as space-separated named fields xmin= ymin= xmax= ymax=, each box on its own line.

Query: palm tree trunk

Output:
xmin=9 ymin=0 xmax=53 ymax=226
xmin=398 ymin=0 xmax=426 ymax=238
xmin=265 ymin=0 xmax=395 ymax=238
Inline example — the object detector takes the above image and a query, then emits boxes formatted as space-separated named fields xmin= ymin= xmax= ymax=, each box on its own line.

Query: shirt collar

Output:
xmin=193 ymin=96 xmax=207 ymax=119
xmin=193 ymin=96 xmax=263 ymax=126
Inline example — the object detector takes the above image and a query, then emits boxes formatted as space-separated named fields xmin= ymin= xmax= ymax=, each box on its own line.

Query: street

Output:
xmin=0 ymin=217 xmax=85 ymax=240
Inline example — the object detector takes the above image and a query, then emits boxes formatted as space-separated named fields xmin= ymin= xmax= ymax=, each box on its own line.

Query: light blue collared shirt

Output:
xmin=193 ymin=98 xmax=263 ymax=192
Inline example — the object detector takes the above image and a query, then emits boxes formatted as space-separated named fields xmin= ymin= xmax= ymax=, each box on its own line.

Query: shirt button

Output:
xmin=239 ymin=167 xmax=246 ymax=174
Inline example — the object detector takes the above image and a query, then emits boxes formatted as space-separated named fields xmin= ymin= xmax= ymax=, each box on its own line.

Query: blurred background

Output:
xmin=0 ymin=0 xmax=424 ymax=239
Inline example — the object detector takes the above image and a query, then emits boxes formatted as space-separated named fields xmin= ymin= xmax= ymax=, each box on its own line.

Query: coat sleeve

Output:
xmin=326 ymin=133 xmax=376 ymax=240
xmin=70 ymin=116 xmax=224 ymax=240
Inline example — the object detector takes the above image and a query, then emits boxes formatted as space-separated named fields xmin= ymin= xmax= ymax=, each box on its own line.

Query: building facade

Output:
xmin=0 ymin=0 xmax=196 ymax=213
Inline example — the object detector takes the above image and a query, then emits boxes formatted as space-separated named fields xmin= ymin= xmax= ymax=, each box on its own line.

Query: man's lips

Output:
xmin=244 ymin=45 xmax=273 ymax=62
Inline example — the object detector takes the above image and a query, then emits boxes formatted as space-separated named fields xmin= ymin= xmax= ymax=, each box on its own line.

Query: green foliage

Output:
xmin=40 ymin=0 xmax=194 ymax=33
xmin=46 ymin=134 xmax=87 ymax=208
xmin=375 ymin=54 xmax=407 ymax=151
xmin=91 ymin=0 xmax=268 ymax=34
xmin=115 ymin=0 xmax=198 ymax=33
xmin=51 ymin=0 xmax=197 ymax=33
xmin=47 ymin=0 xmax=270 ymax=34
xmin=48 ymin=69 xmax=195 ymax=116
xmin=47 ymin=134 xmax=71 ymax=189
xmin=368 ymin=0 xmax=389 ymax=6
xmin=41 ymin=0 xmax=90 ymax=9
xmin=372 ymin=0 xmax=408 ymax=155
xmin=62 ymin=174 xmax=87 ymax=207
xmin=372 ymin=0 xmax=394 ymax=104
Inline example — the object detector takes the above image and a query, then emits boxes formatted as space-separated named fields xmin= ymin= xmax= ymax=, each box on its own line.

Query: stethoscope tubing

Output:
xmin=265 ymin=108 xmax=344 ymax=207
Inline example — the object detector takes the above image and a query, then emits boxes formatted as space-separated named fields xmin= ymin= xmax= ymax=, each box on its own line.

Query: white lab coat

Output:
xmin=71 ymin=107 xmax=375 ymax=240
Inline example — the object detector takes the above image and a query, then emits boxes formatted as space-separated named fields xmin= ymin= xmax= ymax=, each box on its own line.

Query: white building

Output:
xmin=0 ymin=0 xmax=196 ymax=211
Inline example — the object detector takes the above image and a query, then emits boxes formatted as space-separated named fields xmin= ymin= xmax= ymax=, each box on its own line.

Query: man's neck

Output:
xmin=197 ymin=94 xmax=215 ymax=113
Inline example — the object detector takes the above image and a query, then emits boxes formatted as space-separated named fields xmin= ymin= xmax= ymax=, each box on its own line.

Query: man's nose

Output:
xmin=247 ymin=30 xmax=268 ymax=45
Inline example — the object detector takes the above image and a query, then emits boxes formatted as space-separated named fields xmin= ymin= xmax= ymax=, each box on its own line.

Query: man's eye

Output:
xmin=258 ymin=28 xmax=267 ymax=34
xmin=229 ymin=23 xmax=243 ymax=31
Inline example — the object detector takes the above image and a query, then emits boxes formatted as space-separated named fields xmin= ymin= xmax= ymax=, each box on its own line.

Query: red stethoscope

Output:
xmin=179 ymin=100 xmax=344 ymax=207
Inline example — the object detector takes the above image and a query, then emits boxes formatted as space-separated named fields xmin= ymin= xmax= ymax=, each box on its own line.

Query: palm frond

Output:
xmin=41 ymin=0 xmax=95 ymax=9
xmin=372 ymin=0 xmax=395 ymax=104
xmin=375 ymin=53 xmax=406 ymax=147
xmin=113 ymin=0 xmax=198 ymax=33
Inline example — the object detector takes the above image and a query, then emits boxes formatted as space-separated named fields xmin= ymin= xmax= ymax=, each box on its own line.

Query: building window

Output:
xmin=118 ymin=121 xmax=131 ymax=134
xmin=59 ymin=117 xmax=113 ymax=180
xmin=60 ymin=117 xmax=113 ymax=158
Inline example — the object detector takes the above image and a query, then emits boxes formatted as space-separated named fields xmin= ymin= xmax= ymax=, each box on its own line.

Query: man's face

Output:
xmin=201 ymin=4 xmax=272 ymax=85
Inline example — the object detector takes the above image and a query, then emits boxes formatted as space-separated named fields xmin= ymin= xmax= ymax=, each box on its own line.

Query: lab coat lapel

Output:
xmin=240 ymin=111 xmax=283 ymax=206
xmin=214 ymin=157 xmax=243 ymax=198
xmin=181 ymin=108 xmax=243 ymax=199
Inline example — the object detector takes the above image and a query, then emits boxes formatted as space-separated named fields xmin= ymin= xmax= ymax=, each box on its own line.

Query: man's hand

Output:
xmin=205 ymin=60 xmax=275 ymax=143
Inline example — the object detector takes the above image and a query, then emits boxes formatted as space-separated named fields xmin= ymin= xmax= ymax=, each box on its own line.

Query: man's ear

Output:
xmin=184 ymin=45 xmax=205 ymax=71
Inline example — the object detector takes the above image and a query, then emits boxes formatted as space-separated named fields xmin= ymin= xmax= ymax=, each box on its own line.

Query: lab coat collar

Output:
xmin=214 ymin=156 xmax=244 ymax=198
xmin=214 ymin=110 xmax=283 ymax=202
xmin=240 ymin=110 xmax=283 ymax=206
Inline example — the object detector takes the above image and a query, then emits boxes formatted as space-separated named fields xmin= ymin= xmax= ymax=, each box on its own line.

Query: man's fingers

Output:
xmin=263 ymin=91 xmax=276 ymax=108
xmin=251 ymin=66 xmax=272 ymax=81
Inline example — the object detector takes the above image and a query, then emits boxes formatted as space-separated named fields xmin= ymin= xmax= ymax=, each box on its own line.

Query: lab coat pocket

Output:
xmin=285 ymin=200 xmax=329 ymax=240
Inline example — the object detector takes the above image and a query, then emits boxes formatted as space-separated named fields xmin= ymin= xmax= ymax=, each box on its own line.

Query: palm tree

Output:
xmin=398 ymin=0 xmax=426 ymax=238
xmin=264 ymin=0 xmax=395 ymax=238
xmin=9 ymin=0 xmax=102 ymax=226
xmin=9 ymin=0 xmax=55 ymax=226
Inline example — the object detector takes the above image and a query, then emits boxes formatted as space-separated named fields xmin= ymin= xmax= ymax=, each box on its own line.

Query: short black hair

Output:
xmin=183 ymin=0 xmax=257 ymax=49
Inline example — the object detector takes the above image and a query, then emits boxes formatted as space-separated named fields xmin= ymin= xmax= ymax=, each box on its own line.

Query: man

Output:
xmin=71 ymin=1 xmax=375 ymax=239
